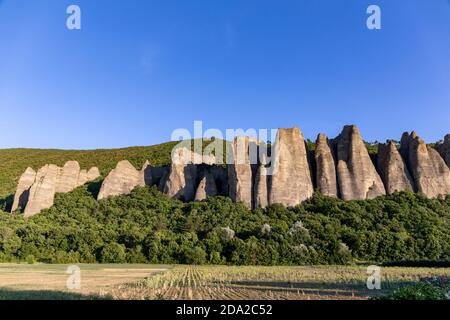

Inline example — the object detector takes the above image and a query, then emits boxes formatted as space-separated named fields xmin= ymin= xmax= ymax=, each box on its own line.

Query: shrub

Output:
xmin=100 ymin=243 xmax=127 ymax=263
xmin=378 ymin=283 xmax=448 ymax=300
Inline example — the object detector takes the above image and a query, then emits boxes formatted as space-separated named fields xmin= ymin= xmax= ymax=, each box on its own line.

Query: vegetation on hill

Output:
xmin=0 ymin=139 xmax=226 ymax=204
xmin=0 ymin=184 xmax=448 ymax=265
xmin=0 ymin=142 xmax=177 ymax=199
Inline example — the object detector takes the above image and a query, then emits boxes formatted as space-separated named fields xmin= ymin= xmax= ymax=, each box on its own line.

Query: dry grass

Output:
xmin=0 ymin=263 xmax=170 ymax=299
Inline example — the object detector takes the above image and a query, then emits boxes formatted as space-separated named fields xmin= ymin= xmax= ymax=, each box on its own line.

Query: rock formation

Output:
xmin=334 ymin=125 xmax=385 ymax=200
xmin=97 ymin=160 xmax=145 ymax=200
xmin=163 ymin=147 xmax=204 ymax=201
xmin=227 ymin=137 xmax=258 ymax=209
xmin=377 ymin=141 xmax=414 ymax=194
xmin=436 ymin=134 xmax=450 ymax=168
xmin=194 ymin=171 xmax=217 ymax=201
xmin=11 ymin=161 xmax=99 ymax=217
xmin=11 ymin=125 xmax=450 ymax=218
xmin=315 ymin=134 xmax=338 ymax=197
xmin=24 ymin=164 xmax=59 ymax=218
xmin=269 ymin=127 xmax=314 ymax=207
xmin=77 ymin=167 xmax=101 ymax=186
xmin=400 ymin=132 xmax=450 ymax=198
xmin=56 ymin=161 xmax=81 ymax=193
xmin=11 ymin=168 xmax=36 ymax=213
xmin=254 ymin=165 xmax=269 ymax=208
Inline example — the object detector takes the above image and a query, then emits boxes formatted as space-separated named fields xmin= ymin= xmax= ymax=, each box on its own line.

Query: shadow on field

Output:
xmin=225 ymin=280 xmax=417 ymax=298
xmin=0 ymin=288 xmax=109 ymax=300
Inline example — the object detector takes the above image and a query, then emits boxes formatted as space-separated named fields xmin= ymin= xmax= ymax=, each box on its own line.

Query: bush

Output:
xmin=26 ymin=254 xmax=36 ymax=264
xmin=184 ymin=247 xmax=207 ymax=265
xmin=100 ymin=243 xmax=127 ymax=263
xmin=378 ymin=283 xmax=448 ymax=300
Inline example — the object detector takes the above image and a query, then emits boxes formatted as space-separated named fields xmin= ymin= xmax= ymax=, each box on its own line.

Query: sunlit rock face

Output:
xmin=400 ymin=132 xmax=450 ymax=198
xmin=24 ymin=164 xmax=59 ymax=218
xmin=227 ymin=137 xmax=258 ymax=209
xmin=97 ymin=160 xmax=145 ymax=200
xmin=268 ymin=127 xmax=314 ymax=207
xmin=377 ymin=140 xmax=415 ymax=194
xmin=12 ymin=161 xmax=99 ymax=217
xmin=315 ymin=134 xmax=338 ymax=198
xmin=334 ymin=125 xmax=385 ymax=200
xmin=11 ymin=167 xmax=36 ymax=213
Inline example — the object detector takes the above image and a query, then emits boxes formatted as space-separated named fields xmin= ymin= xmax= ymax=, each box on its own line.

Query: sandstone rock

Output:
xmin=17 ymin=162 xmax=100 ymax=216
xmin=227 ymin=137 xmax=258 ymax=209
xmin=254 ymin=165 xmax=269 ymax=208
xmin=164 ymin=148 xmax=198 ymax=201
xmin=334 ymin=125 xmax=385 ymax=200
xmin=315 ymin=134 xmax=338 ymax=197
xmin=55 ymin=161 xmax=80 ymax=193
xmin=97 ymin=160 xmax=145 ymax=200
xmin=11 ymin=167 xmax=36 ymax=213
xmin=77 ymin=169 xmax=88 ymax=186
xmin=87 ymin=167 xmax=100 ymax=181
xmin=171 ymin=146 xmax=217 ymax=165
xmin=77 ymin=167 xmax=100 ymax=187
xmin=194 ymin=172 xmax=217 ymax=201
xmin=377 ymin=141 xmax=414 ymax=194
xmin=268 ymin=127 xmax=314 ymax=207
xmin=24 ymin=164 xmax=59 ymax=218
xmin=436 ymin=134 xmax=450 ymax=168
xmin=400 ymin=132 xmax=450 ymax=198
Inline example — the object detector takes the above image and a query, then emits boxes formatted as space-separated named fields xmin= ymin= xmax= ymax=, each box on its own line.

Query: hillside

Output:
xmin=0 ymin=135 xmax=449 ymax=265
xmin=0 ymin=142 xmax=178 ymax=200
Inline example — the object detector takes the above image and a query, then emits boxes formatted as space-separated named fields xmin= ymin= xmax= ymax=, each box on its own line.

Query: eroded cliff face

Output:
xmin=436 ymin=134 xmax=450 ymax=168
xmin=227 ymin=137 xmax=258 ymax=209
xmin=13 ymin=161 xmax=100 ymax=218
xmin=269 ymin=128 xmax=314 ymax=207
xmin=401 ymin=132 xmax=450 ymax=198
xmin=315 ymin=134 xmax=338 ymax=198
xmin=11 ymin=167 xmax=36 ymax=213
xmin=334 ymin=125 xmax=386 ymax=200
xmin=11 ymin=126 xmax=450 ymax=217
xmin=97 ymin=160 xmax=146 ymax=200
xmin=377 ymin=141 xmax=414 ymax=194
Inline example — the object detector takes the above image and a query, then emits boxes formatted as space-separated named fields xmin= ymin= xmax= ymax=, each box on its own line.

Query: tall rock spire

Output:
xmin=377 ymin=140 xmax=414 ymax=194
xmin=227 ymin=137 xmax=258 ymax=209
xmin=315 ymin=134 xmax=338 ymax=197
xmin=400 ymin=132 xmax=450 ymax=198
xmin=268 ymin=127 xmax=314 ymax=207
xmin=334 ymin=125 xmax=385 ymax=200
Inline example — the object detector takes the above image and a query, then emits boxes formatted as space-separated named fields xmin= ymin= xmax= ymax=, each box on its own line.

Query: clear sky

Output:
xmin=0 ymin=0 xmax=449 ymax=149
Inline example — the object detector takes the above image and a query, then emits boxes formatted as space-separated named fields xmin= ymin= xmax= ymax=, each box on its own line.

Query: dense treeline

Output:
xmin=0 ymin=185 xmax=449 ymax=265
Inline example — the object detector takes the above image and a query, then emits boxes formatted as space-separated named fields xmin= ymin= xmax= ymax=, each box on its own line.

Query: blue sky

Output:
xmin=0 ymin=0 xmax=449 ymax=149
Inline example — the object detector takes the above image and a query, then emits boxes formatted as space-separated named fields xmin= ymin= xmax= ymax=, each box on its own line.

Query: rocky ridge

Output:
xmin=11 ymin=125 xmax=450 ymax=216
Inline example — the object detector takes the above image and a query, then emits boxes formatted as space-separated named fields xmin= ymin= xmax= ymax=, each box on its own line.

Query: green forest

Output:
xmin=0 ymin=184 xmax=448 ymax=265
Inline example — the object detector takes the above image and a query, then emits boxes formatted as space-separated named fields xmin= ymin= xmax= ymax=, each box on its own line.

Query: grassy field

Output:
xmin=1 ymin=264 xmax=448 ymax=300
xmin=0 ymin=264 xmax=171 ymax=299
